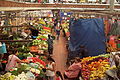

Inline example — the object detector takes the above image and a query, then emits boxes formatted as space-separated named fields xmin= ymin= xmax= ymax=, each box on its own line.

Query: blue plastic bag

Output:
xmin=0 ymin=43 xmax=7 ymax=54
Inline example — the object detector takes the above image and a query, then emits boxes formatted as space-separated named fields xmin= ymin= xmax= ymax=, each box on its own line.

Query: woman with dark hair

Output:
xmin=5 ymin=49 xmax=28 ymax=71
xmin=46 ymin=57 xmax=56 ymax=80
xmin=56 ymin=71 xmax=63 ymax=80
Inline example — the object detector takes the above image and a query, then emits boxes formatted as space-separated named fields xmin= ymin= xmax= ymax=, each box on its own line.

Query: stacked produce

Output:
xmin=32 ymin=34 xmax=48 ymax=53
xmin=81 ymin=54 xmax=110 ymax=80
xmin=61 ymin=20 xmax=70 ymax=39
xmin=30 ymin=18 xmax=53 ymax=54
xmin=0 ymin=51 xmax=47 ymax=80
xmin=0 ymin=18 xmax=54 ymax=80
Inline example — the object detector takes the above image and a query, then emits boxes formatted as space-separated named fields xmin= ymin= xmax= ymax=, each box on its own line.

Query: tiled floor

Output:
xmin=52 ymin=32 xmax=68 ymax=76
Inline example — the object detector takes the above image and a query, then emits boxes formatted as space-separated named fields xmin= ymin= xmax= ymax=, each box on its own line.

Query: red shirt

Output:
xmin=56 ymin=77 xmax=61 ymax=80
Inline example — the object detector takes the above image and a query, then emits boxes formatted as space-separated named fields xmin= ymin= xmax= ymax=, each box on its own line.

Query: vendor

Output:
xmin=29 ymin=25 xmax=39 ymax=39
xmin=5 ymin=49 xmax=28 ymax=71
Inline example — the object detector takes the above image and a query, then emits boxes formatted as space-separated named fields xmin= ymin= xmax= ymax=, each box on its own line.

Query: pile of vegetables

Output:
xmin=32 ymin=34 xmax=48 ymax=53
xmin=7 ymin=56 xmax=46 ymax=79
xmin=17 ymin=52 xmax=33 ymax=60
xmin=17 ymin=45 xmax=30 ymax=53
xmin=0 ymin=72 xmax=16 ymax=80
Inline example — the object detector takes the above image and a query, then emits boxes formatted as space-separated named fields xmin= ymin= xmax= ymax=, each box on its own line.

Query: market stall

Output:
xmin=0 ymin=10 xmax=55 ymax=80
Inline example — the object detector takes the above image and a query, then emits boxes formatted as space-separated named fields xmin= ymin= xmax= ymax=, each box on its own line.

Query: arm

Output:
xmin=47 ymin=62 xmax=56 ymax=71
xmin=67 ymin=63 xmax=81 ymax=71
xmin=15 ymin=56 xmax=28 ymax=63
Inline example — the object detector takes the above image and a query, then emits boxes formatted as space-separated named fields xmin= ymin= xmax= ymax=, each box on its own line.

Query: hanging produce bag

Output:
xmin=0 ymin=43 xmax=7 ymax=54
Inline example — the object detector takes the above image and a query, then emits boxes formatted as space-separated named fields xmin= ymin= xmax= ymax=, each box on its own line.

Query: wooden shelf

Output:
xmin=0 ymin=25 xmax=22 ymax=28
xmin=0 ymin=1 xmax=120 ymax=11
xmin=0 ymin=40 xmax=32 ymax=42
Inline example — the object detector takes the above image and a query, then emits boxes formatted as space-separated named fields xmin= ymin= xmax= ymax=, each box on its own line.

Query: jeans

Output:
xmin=57 ymin=35 xmax=59 ymax=40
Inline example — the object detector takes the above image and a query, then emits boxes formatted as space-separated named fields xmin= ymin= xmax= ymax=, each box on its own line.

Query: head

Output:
xmin=48 ymin=35 xmax=51 ymax=39
xmin=114 ymin=19 xmax=117 ymax=22
xmin=56 ymin=71 xmax=61 ymax=76
xmin=56 ymin=71 xmax=63 ymax=80
xmin=10 ymin=49 xmax=18 ymax=55
xmin=24 ymin=28 xmax=31 ymax=34
xmin=35 ymin=76 xmax=42 ymax=80
xmin=47 ymin=57 xmax=55 ymax=63
xmin=74 ymin=57 xmax=81 ymax=63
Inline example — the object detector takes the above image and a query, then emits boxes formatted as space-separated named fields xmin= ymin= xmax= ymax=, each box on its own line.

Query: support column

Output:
xmin=110 ymin=0 xmax=115 ymax=12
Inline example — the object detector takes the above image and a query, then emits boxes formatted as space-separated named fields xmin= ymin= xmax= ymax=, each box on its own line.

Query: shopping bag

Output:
xmin=0 ymin=43 xmax=7 ymax=54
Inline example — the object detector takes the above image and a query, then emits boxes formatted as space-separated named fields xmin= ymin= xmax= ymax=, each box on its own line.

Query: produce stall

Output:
xmin=81 ymin=54 xmax=110 ymax=80
xmin=61 ymin=20 xmax=70 ymax=40
xmin=0 ymin=11 xmax=54 ymax=80
xmin=0 ymin=53 xmax=47 ymax=80
xmin=29 ymin=18 xmax=54 ymax=54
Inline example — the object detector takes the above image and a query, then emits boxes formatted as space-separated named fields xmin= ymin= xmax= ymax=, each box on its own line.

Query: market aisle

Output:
xmin=53 ymin=32 xmax=68 ymax=74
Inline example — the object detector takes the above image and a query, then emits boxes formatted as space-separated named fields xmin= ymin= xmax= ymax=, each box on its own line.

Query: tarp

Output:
xmin=69 ymin=18 xmax=106 ymax=57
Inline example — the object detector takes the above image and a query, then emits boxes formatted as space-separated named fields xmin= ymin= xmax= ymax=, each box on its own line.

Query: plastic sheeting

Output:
xmin=69 ymin=18 xmax=106 ymax=57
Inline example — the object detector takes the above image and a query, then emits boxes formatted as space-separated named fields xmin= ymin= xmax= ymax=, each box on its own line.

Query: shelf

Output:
xmin=0 ymin=40 xmax=32 ymax=42
xmin=0 ymin=1 xmax=120 ymax=11
xmin=0 ymin=25 xmax=22 ymax=28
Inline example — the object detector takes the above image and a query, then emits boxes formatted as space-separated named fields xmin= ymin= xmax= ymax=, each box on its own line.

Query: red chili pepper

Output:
xmin=2 ymin=60 xmax=7 ymax=63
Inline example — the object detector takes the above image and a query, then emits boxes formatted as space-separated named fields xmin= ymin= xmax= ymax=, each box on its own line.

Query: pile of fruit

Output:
xmin=81 ymin=54 xmax=110 ymax=80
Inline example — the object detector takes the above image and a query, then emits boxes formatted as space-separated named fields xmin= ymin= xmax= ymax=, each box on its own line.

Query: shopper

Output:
xmin=47 ymin=35 xmax=53 ymax=55
xmin=64 ymin=57 xmax=81 ymax=80
xmin=56 ymin=71 xmax=63 ymax=80
xmin=5 ymin=49 xmax=28 ymax=71
xmin=54 ymin=17 xmax=58 ymax=32
xmin=56 ymin=26 xmax=61 ymax=40
xmin=46 ymin=57 xmax=56 ymax=80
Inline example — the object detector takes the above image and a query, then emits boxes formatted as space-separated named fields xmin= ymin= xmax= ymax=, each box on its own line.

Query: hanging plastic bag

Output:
xmin=0 ymin=43 xmax=7 ymax=54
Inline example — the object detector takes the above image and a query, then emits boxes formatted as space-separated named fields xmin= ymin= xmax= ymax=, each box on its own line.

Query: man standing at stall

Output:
xmin=47 ymin=35 xmax=53 ymax=55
